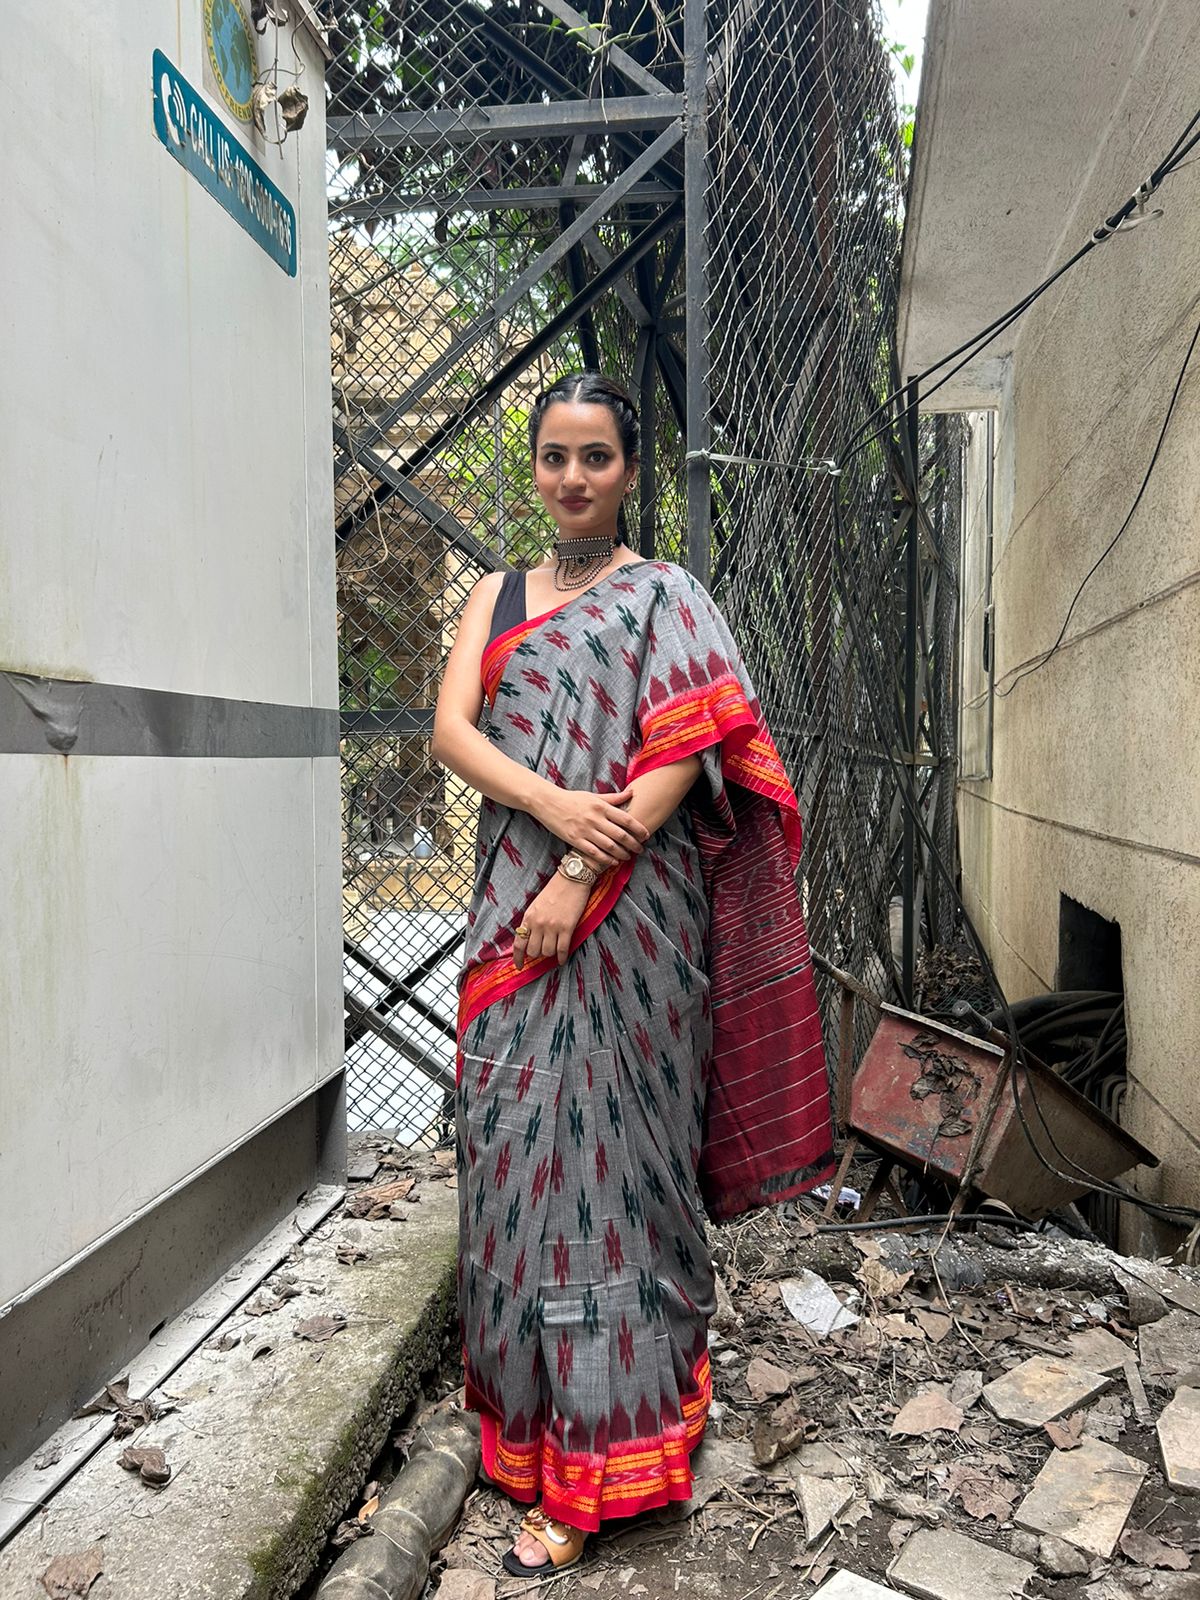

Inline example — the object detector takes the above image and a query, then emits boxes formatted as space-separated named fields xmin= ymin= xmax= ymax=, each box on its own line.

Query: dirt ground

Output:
xmin=327 ymin=1142 xmax=1200 ymax=1600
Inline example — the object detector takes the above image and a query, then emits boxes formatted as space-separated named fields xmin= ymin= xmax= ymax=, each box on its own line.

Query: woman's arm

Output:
xmin=431 ymin=577 xmax=650 ymax=866
xmin=620 ymin=756 xmax=703 ymax=838
xmin=513 ymin=753 xmax=704 ymax=969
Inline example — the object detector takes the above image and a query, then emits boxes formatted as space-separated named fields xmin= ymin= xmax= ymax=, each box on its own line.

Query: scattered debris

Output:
xmin=73 ymin=1376 xmax=164 ymax=1437
xmin=336 ymin=1241 xmax=371 ymax=1266
xmin=39 ymin=1546 xmax=104 ymax=1599
xmin=890 ymin=1391 xmax=964 ymax=1438
xmin=117 ymin=1444 xmax=172 ymax=1487
xmin=1119 ymin=1527 xmax=1193 ymax=1570
xmin=887 ymin=1525 xmax=1036 ymax=1600
xmin=1139 ymin=1310 xmax=1200 ymax=1385
xmin=779 ymin=1270 xmax=858 ymax=1334
xmin=982 ymin=1355 xmax=1111 ymax=1429
xmin=746 ymin=1357 xmax=795 ymax=1401
xmin=295 ymin=1313 xmax=348 ymax=1343
xmin=346 ymin=1175 xmax=419 ymax=1219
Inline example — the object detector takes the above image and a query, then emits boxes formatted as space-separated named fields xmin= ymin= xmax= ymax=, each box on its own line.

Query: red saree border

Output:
xmin=457 ymin=860 xmax=633 ymax=1048
xmin=628 ymin=675 xmax=802 ymax=867
xmin=471 ymin=1349 xmax=712 ymax=1531
xmin=481 ymin=605 xmax=569 ymax=707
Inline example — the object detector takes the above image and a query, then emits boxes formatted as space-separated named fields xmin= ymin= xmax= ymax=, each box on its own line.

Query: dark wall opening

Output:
xmin=1058 ymin=894 xmax=1123 ymax=993
xmin=1058 ymin=894 xmax=1126 ymax=1244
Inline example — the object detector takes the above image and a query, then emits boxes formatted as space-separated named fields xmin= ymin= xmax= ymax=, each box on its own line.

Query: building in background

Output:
xmin=0 ymin=0 xmax=340 ymax=1483
xmin=900 ymin=0 xmax=1200 ymax=1246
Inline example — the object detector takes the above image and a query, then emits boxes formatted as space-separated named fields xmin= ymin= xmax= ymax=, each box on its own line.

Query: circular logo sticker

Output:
xmin=204 ymin=0 xmax=256 ymax=122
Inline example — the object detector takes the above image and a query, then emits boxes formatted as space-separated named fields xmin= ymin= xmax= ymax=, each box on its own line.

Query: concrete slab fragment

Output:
xmin=1066 ymin=1326 xmax=1137 ymax=1375
xmin=1016 ymin=1436 xmax=1148 ymax=1559
xmin=887 ymin=1526 xmax=1035 ymax=1600
xmin=982 ymin=1356 xmax=1111 ymax=1429
xmin=1157 ymin=1386 xmax=1200 ymax=1493
xmin=1139 ymin=1311 xmax=1200 ymax=1387
xmin=0 ymin=1167 xmax=460 ymax=1600
xmin=794 ymin=1470 xmax=856 ymax=1546
xmin=814 ymin=1573 xmax=905 ymax=1599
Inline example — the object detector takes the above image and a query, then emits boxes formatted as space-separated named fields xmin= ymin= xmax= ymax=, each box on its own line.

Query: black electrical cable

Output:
xmin=996 ymin=310 xmax=1200 ymax=697
xmin=813 ymin=1212 xmax=1038 ymax=1236
xmin=841 ymin=105 xmax=1200 ymax=468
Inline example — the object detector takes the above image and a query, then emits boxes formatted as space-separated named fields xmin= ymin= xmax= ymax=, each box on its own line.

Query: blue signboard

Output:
xmin=152 ymin=50 xmax=297 ymax=276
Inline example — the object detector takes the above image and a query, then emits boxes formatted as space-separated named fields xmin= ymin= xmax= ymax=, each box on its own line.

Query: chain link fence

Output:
xmin=325 ymin=0 xmax=963 ymax=1137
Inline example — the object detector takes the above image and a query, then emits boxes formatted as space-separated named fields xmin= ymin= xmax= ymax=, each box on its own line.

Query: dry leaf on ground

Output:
xmin=117 ymin=1444 xmax=172 ymax=1486
xmin=746 ymin=1357 xmax=794 ymax=1401
xmin=890 ymin=1391 xmax=965 ymax=1438
xmin=295 ymin=1313 xmax=348 ymax=1342
xmin=346 ymin=1177 xmax=417 ymax=1219
xmin=1044 ymin=1410 xmax=1086 ymax=1451
xmin=1119 ymin=1529 xmax=1192 ymax=1570
xmin=40 ymin=1547 xmax=104 ymax=1599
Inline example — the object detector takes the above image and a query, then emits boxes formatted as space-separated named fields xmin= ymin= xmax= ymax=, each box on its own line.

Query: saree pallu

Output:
xmin=456 ymin=559 xmax=834 ymax=1530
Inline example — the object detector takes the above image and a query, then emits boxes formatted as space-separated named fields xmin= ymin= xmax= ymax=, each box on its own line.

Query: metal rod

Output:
xmin=682 ymin=0 xmax=711 ymax=585
xmin=333 ymin=438 xmax=511 ymax=566
xmin=330 ymin=185 xmax=680 ymax=221
xmin=340 ymin=708 xmax=436 ymax=735
xmin=328 ymin=95 xmax=684 ymax=149
xmin=901 ymin=377 xmax=921 ymax=1006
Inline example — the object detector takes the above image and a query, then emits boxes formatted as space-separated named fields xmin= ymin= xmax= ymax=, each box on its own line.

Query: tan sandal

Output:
xmin=501 ymin=1506 xmax=587 ymax=1577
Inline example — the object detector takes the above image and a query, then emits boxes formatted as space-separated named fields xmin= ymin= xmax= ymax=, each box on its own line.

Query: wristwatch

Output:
xmin=558 ymin=850 xmax=599 ymax=887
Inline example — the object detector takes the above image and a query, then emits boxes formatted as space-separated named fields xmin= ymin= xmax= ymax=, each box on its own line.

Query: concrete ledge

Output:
xmin=0 ymin=1158 xmax=460 ymax=1600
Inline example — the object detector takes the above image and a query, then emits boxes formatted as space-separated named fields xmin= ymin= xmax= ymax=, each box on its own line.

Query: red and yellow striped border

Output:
xmin=471 ymin=1351 xmax=712 ymax=1531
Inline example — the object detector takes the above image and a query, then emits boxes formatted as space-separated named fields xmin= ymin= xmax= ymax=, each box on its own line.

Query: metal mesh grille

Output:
xmin=326 ymin=0 xmax=963 ymax=1136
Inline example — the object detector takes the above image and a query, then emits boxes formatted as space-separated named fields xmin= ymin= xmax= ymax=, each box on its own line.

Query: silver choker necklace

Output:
xmin=553 ymin=534 xmax=617 ymax=591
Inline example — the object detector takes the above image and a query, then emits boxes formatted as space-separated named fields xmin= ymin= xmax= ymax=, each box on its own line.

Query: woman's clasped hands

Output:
xmin=533 ymin=782 xmax=649 ymax=868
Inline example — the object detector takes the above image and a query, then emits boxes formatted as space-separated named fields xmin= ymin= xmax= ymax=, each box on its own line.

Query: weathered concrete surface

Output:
xmin=982 ymin=1356 xmax=1110 ymax=1430
xmin=0 ymin=1172 xmax=459 ymax=1600
xmin=888 ymin=1526 xmax=1035 ymax=1600
xmin=1157 ymin=1386 xmax=1200 ymax=1493
xmin=1015 ymin=1436 xmax=1148 ymax=1559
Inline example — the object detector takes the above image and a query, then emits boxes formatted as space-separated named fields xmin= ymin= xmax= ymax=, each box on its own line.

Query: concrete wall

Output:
xmin=0 ymin=0 xmax=341 ymax=1471
xmin=955 ymin=11 xmax=1200 ymax=1244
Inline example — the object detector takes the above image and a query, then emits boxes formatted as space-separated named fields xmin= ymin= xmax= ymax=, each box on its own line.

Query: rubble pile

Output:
xmin=434 ymin=1205 xmax=1200 ymax=1600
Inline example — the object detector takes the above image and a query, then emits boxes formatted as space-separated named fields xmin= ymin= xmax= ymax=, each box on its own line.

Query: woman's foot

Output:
xmin=501 ymin=1507 xmax=587 ymax=1576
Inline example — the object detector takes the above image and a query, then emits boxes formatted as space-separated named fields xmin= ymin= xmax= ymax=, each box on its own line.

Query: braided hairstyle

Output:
xmin=528 ymin=370 xmax=640 ymax=544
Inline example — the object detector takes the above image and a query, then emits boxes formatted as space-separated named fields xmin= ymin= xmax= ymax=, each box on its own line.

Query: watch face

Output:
xmin=565 ymin=856 xmax=583 ymax=878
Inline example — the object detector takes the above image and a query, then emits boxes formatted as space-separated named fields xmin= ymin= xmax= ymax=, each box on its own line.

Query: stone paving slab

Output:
xmin=0 ymin=1171 xmax=460 ymax=1600
xmin=1065 ymin=1326 xmax=1138 ymax=1375
xmin=1015 ymin=1436 xmax=1148 ymax=1559
xmin=887 ymin=1526 xmax=1035 ymax=1600
xmin=982 ymin=1356 xmax=1111 ymax=1429
xmin=1139 ymin=1310 xmax=1200 ymax=1388
xmin=1157 ymin=1385 xmax=1200 ymax=1492
xmin=814 ymin=1572 xmax=908 ymax=1598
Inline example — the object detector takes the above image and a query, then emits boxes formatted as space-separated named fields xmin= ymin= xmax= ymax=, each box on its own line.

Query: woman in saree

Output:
xmin=432 ymin=371 xmax=834 ymax=1577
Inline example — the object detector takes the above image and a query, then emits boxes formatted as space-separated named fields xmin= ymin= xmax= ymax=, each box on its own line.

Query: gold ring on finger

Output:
xmin=514 ymin=926 xmax=530 ymax=939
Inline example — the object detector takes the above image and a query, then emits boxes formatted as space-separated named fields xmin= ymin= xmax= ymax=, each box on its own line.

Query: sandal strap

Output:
xmin=516 ymin=1508 xmax=586 ymax=1568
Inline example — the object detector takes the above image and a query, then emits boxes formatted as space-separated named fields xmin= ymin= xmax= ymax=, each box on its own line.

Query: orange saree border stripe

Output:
xmin=474 ymin=1352 xmax=712 ymax=1532
xmin=480 ymin=601 xmax=573 ymax=707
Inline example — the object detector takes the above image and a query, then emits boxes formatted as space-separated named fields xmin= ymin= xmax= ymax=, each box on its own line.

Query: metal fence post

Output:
xmin=683 ymin=0 xmax=710 ymax=587
xmin=901 ymin=376 xmax=921 ymax=1006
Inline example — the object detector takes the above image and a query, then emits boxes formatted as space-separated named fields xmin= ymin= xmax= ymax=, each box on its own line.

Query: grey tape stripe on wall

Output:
xmin=1 ymin=673 xmax=340 ymax=758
